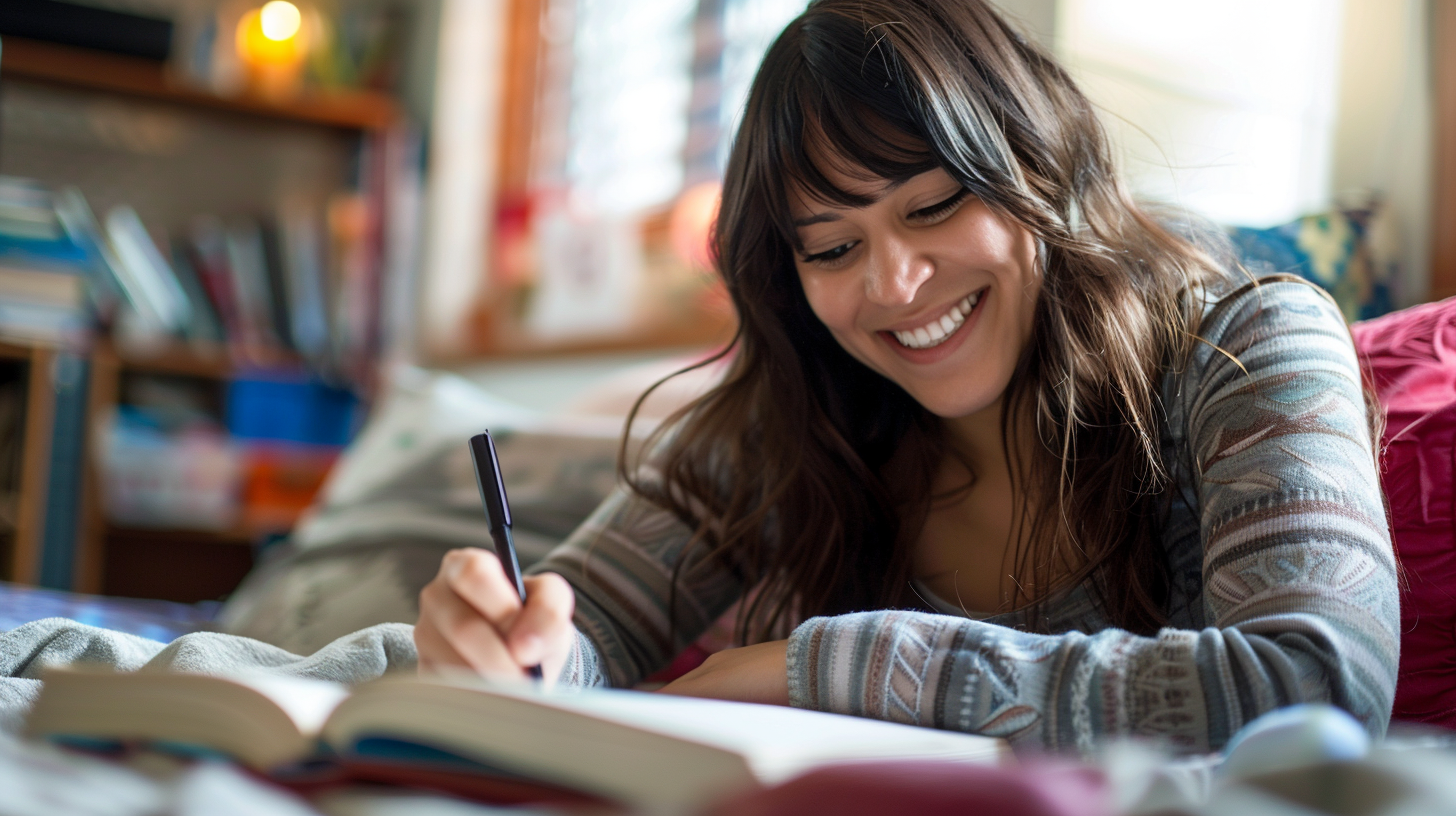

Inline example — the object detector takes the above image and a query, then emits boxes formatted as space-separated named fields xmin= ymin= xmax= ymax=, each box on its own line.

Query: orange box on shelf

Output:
xmin=239 ymin=443 xmax=339 ymax=533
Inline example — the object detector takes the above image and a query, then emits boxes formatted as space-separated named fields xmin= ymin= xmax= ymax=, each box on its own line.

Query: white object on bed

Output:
xmin=217 ymin=357 xmax=725 ymax=655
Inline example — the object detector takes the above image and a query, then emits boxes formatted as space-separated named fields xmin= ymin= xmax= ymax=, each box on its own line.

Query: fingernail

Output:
xmin=445 ymin=555 xmax=463 ymax=581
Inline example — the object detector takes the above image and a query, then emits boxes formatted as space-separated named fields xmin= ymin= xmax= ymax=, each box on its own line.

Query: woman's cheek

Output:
xmin=799 ymin=271 xmax=857 ymax=334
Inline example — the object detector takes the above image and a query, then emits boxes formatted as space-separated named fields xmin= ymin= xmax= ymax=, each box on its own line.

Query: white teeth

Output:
xmin=891 ymin=292 xmax=980 ymax=350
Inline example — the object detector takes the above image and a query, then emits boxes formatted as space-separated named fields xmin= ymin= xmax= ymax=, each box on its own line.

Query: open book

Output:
xmin=27 ymin=669 xmax=1006 ymax=809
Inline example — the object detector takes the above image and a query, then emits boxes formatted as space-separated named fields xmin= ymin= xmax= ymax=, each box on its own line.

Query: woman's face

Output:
xmin=791 ymin=166 xmax=1041 ymax=419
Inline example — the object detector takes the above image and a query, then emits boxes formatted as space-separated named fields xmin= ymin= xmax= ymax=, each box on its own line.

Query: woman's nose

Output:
xmin=864 ymin=236 xmax=933 ymax=306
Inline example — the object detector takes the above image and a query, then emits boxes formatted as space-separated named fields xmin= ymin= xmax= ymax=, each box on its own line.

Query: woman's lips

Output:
xmin=878 ymin=288 xmax=987 ymax=365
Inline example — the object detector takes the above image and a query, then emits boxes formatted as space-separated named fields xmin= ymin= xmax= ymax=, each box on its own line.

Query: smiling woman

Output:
xmin=413 ymin=0 xmax=1400 ymax=754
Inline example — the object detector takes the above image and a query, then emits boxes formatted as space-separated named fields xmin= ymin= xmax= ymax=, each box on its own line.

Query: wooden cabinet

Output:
xmin=76 ymin=342 xmax=290 ymax=601
xmin=0 ymin=341 xmax=57 ymax=585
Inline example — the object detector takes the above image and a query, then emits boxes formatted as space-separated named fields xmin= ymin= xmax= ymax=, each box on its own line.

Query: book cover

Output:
xmin=187 ymin=218 xmax=246 ymax=352
xmin=168 ymin=240 xmax=226 ymax=346
xmin=259 ymin=219 xmax=296 ymax=351
xmin=104 ymin=206 xmax=192 ymax=337
xmin=276 ymin=201 xmax=332 ymax=366
xmin=223 ymin=219 xmax=282 ymax=356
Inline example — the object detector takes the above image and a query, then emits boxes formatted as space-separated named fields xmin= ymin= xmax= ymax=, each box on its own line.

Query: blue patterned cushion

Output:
xmin=1228 ymin=207 xmax=1396 ymax=322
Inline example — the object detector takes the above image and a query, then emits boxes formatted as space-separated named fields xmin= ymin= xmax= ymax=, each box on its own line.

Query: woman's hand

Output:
xmin=656 ymin=640 xmax=790 ymax=706
xmin=415 ymin=548 xmax=576 ymax=685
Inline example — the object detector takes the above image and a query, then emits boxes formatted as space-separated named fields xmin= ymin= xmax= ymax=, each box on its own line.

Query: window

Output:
xmin=1057 ymin=0 xmax=1345 ymax=227
xmin=472 ymin=0 xmax=806 ymax=348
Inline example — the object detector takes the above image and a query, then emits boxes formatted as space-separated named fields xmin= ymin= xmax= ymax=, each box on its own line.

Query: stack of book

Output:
xmin=0 ymin=178 xmax=103 ymax=347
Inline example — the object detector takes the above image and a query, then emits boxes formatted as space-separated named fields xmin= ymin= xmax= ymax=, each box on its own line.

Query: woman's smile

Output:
xmin=880 ymin=287 xmax=986 ymax=363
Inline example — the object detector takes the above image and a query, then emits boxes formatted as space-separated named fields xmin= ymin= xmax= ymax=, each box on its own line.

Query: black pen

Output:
xmin=468 ymin=431 xmax=544 ymax=681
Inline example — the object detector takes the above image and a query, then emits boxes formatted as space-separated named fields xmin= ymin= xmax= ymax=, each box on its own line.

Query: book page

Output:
xmin=222 ymin=674 xmax=351 ymax=736
xmin=512 ymin=687 xmax=1003 ymax=781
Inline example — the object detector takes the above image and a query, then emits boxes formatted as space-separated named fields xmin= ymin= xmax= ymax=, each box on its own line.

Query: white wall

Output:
xmin=419 ymin=0 xmax=509 ymax=357
xmin=1049 ymin=0 xmax=1432 ymax=302
xmin=1330 ymin=0 xmax=1432 ymax=304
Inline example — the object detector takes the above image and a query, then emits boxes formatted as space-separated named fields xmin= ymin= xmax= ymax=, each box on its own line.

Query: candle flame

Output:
xmin=260 ymin=1 xmax=302 ymax=42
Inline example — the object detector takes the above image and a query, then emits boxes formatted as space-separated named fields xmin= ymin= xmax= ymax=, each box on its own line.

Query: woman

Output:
xmin=414 ymin=0 xmax=1398 ymax=752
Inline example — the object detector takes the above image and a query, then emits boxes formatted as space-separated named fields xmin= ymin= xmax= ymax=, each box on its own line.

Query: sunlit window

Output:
xmin=1058 ymin=0 xmax=1345 ymax=227
xmin=565 ymin=0 xmax=698 ymax=215
xmin=719 ymin=0 xmax=810 ymax=168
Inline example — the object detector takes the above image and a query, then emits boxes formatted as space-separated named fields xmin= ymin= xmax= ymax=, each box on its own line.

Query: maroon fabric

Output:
xmin=1352 ymin=298 xmax=1456 ymax=728
xmin=705 ymin=762 xmax=1107 ymax=816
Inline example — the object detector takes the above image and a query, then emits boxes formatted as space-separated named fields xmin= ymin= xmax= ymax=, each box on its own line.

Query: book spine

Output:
xmin=277 ymin=202 xmax=332 ymax=366
xmin=259 ymin=219 xmax=297 ymax=351
xmin=223 ymin=220 xmax=281 ymax=358
xmin=187 ymin=220 xmax=247 ymax=354
xmin=168 ymin=241 xmax=227 ymax=346
xmin=105 ymin=206 xmax=191 ymax=335
xmin=38 ymin=351 xmax=87 ymax=590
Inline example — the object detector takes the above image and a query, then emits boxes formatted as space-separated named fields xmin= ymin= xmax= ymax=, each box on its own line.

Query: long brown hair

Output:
xmin=621 ymin=0 xmax=1227 ymax=642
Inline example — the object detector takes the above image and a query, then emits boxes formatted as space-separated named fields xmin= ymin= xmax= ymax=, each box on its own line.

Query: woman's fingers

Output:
xmin=415 ymin=548 xmax=578 ymax=683
xmin=416 ymin=576 xmax=525 ymax=679
xmin=441 ymin=548 xmax=523 ymax=625
xmin=413 ymin=608 xmax=473 ymax=674
xmin=508 ymin=573 xmax=576 ymax=666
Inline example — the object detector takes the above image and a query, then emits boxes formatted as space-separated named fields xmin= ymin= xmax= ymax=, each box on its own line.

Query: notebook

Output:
xmin=27 ymin=668 xmax=1007 ymax=809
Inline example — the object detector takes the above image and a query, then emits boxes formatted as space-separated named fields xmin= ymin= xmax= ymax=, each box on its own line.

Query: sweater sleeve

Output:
xmin=785 ymin=280 xmax=1400 ymax=754
xmin=527 ymin=484 xmax=748 ymax=689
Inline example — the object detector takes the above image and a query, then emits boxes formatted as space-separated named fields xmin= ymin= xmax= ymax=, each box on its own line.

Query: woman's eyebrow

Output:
xmin=793 ymin=211 xmax=843 ymax=227
xmin=790 ymin=177 xmax=916 ymax=228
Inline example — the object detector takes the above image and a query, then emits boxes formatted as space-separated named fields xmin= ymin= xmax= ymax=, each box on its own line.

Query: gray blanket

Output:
xmin=0 ymin=618 xmax=418 ymax=733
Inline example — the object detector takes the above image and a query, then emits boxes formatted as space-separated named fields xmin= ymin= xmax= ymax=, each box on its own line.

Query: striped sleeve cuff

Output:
xmin=556 ymin=627 xmax=607 ymax=689
xmin=787 ymin=610 xmax=948 ymax=725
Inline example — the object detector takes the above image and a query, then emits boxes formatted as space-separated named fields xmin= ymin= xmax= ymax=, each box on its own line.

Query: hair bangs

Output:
xmin=763 ymin=16 xmax=942 ymax=248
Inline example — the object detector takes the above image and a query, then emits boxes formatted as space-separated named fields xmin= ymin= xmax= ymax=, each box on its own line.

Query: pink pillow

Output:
xmin=1351 ymin=297 xmax=1456 ymax=728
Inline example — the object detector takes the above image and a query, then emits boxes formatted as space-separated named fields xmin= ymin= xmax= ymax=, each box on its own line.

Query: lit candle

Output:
xmin=236 ymin=1 xmax=310 ymax=98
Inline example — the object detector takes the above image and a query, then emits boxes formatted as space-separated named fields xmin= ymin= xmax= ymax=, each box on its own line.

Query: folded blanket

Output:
xmin=0 ymin=618 xmax=417 ymax=732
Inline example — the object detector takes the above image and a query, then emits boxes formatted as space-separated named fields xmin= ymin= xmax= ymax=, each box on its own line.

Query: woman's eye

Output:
xmin=909 ymin=187 xmax=970 ymax=222
xmin=801 ymin=242 xmax=857 ymax=265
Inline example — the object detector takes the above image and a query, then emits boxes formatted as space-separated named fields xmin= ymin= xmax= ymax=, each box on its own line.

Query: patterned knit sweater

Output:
xmin=528 ymin=279 xmax=1400 ymax=753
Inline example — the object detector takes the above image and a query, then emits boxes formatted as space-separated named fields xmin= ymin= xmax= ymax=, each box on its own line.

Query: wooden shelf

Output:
xmin=106 ymin=525 xmax=257 ymax=546
xmin=0 ymin=341 xmax=40 ymax=362
xmin=99 ymin=341 xmax=306 ymax=379
xmin=0 ymin=37 xmax=398 ymax=131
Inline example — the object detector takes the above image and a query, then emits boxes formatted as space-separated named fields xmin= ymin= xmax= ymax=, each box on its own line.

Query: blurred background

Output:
xmin=0 ymin=0 xmax=1445 ymax=641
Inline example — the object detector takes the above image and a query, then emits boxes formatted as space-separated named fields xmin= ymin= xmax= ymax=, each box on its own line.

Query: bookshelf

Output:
xmin=0 ymin=30 xmax=405 ymax=602
xmin=75 ymin=341 xmax=310 ymax=600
